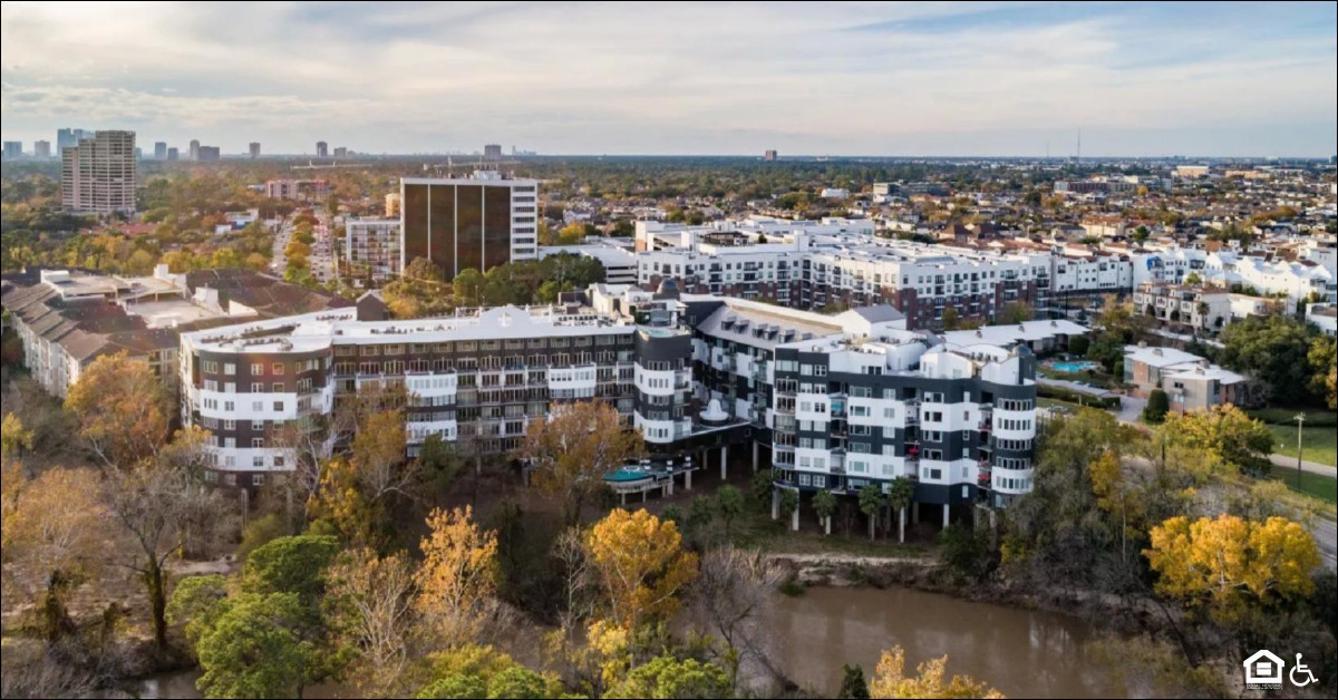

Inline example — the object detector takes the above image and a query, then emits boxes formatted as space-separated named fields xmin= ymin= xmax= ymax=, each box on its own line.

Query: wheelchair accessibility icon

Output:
xmin=1290 ymin=653 xmax=1318 ymax=688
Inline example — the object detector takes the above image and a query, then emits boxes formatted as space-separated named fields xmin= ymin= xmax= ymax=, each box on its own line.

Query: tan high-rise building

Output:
xmin=384 ymin=192 xmax=401 ymax=218
xmin=62 ymin=130 xmax=137 ymax=215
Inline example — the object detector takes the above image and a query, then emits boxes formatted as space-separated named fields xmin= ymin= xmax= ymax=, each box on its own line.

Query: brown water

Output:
xmin=770 ymin=586 xmax=1125 ymax=698
xmin=134 ymin=585 xmax=1122 ymax=698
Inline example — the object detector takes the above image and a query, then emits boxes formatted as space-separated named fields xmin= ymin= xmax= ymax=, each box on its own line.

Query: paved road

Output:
xmin=1310 ymin=517 xmax=1337 ymax=570
xmin=1268 ymin=453 xmax=1337 ymax=477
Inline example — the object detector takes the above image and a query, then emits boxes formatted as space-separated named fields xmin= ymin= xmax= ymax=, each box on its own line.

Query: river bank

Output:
xmin=769 ymin=551 xmax=1169 ymax=637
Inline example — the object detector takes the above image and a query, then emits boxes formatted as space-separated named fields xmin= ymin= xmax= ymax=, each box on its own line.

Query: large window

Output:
xmin=456 ymin=185 xmax=483 ymax=273
xmin=429 ymin=184 xmax=457 ymax=277
xmin=483 ymin=185 xmax=511 ymax=270
xmin=403 ymin=184 xmax=429 ymax=265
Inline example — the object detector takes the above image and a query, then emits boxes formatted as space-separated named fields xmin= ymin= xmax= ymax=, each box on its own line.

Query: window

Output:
xmin=273 ymin=401 xmax=284 ymax=412
xmin=272 ymin=362 xmax=285 ymax=375
xmin=251 ymin=363 xmax=264 ymax=375
xmin=224 ymin=363 xmax=236 ymax=375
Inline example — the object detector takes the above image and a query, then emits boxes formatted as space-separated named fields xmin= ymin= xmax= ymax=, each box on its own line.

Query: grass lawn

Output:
xmin=1268 ymin=468 xmax=1337 ymax=505
xmin=1246 ymin=407 xmax=1336 ymax=427
xmin=1267 ymin=424 xmax=1337 ymax=467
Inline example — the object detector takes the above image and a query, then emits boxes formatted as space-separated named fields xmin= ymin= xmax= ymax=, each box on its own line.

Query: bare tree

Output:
xmin=324 ymin=547 xmax=421 ymax=697
xmin=690 ymin=547 xmax=787 ymax=687
xmin=101 ymin=428 xmax=232 ymax=654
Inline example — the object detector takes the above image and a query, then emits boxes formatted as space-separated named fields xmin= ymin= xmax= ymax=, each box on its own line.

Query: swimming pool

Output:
xmin=1049 ymin=360 xmax=1099 ymax=373
xmin=605 ymin=469 xmax=653 ymax=483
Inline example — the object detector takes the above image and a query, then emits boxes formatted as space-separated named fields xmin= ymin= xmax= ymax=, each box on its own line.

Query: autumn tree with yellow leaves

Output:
xmin=1155 ymin=405 xmax=1274 ymax=478
xmin=585 ymin=508 xmax=698 ymax=632
xmin=1144 ymin=513 xmax=1321 ymax=622
xmin=520 ymin=401 xmax=643 ymax=525
xmin=2 ymin=466 xmax=107 ymax=641
xmin=414 ymin=506 xmax=499 ymax=644
xmin=868 ymin=645 xmax=1004 ymax=698
xmin=64 ymin=351 xmax=173 ymax=468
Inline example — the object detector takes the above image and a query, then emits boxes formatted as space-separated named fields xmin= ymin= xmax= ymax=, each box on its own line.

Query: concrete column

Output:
xmin=720 ymin=446 xmax=728 ymax=480
xmin=619 ymin=492 xmax=626 ymax=506
xmin=685 ymin=469 xmax=692 ymax=491
xmin=791 ymin=495 xmax=800 ymax=531
xmin=942 ymin=503 xmax=950 ymax=529
xmin=770 ymin=487 xmax=779 ymax=520
xmin=641 ymin=488 xmax=647 ymax=503
xmin=666 ymin=475 xmax=674 ymax=496
xmin=752 ymin=441 xmax=759 ymax=473
xmin=824 ymin=515 xmax=832 ymax=535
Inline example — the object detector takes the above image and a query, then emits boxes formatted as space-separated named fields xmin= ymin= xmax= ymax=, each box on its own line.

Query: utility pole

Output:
xmin=1294 ymin=413 xmax=1305 ymax=489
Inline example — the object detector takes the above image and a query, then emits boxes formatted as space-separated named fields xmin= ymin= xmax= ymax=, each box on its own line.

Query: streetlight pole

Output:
xmin=1294 ymin=413 xmax=1305 ymax=489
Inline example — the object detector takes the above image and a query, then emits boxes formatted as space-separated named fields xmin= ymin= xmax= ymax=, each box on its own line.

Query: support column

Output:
xmin=942 ymin=503 xmax=950 ymax=529
xmin=791 ymin=494 xmax=800 ymax=531
xmin=642 ymin=488 xmax=647 ymax=503
xmin=752 ymin=441 xmax=759 ymax=473
xmin=720 ymin=446 xmax=728 ymax=481
xmin=912 ymin=502 xmax=920 ymax=524
xmin=770 ymin=487 xmax=779 ymax=520
xmin=685 ymin=469 xmax=692 ymax=491
xmin=666 ymin=475 xmax=674 ymax=497
xmin=619 ymin=492 xmax=626 ymax=506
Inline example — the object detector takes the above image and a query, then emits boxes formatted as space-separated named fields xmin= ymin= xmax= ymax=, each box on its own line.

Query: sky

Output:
xmin=2 ymin=1 xmax=1335 ymax=157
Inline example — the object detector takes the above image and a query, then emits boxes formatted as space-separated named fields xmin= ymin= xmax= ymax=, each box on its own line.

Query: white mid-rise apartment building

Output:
xmin=344 ymin=218 xmax=402 ymax=283
xmin=61 ymin=130 xmax=136 ymax=215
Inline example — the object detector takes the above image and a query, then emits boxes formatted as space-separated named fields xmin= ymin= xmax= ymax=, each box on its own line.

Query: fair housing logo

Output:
xmin=1243 ymin=650 xmax=1319 ymax=690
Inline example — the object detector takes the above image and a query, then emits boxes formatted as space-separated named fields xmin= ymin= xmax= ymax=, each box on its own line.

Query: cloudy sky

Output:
xmin=2 ymin=1 xmax=1335 ymax=157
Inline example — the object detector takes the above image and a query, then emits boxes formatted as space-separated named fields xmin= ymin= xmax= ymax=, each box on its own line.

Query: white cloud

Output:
xmin=1 ymin=1 xmax=1333 ymax=155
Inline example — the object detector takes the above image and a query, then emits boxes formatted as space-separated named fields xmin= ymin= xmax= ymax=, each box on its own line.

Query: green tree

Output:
xmin=812 ymin=490 xmax=838 ymax=535
xmin=941 ymin=307 xmax=962 ymax=330
xmin=939 ymin=525 xmax=991 ymax=581
xmin=416 ymin=674 xmax=486 ymax=699
xmin=1219 ymin=315 xmax=1318 ymax=402
xmin=838 ymin=663 xmax=871 ymax=699
xmin=858 ymin=485 xmax=885 ymax=541
xmin=1308 ymin=336 xmax=1336 ymax=410
xmin=715 ymin=485 xmax=745 ymax=538
xmin=749 ymin=469 xmax=774 ymax=512
xmin=605 ymin=655 xmax=733 ymax=699
xmin=196 ymin=593 xmax=313 ymax=699
xmin=887 ymin=477 xmax=915 ymax=544
xmin=166 ymin=574 xmax=230 ymax=647
xmin=453 ymin=268 xmax=484 ymax=307
xmin=999 ymin=301 xmax=1033 ymax=324
xmin=777 ymin=489 xmax=799 ymax=527
xmin=483 ymin=666 xmax=548 ymax=699
xmin=1143 ymin=389 xmax=1170 ymax=423
xmin=240 ymin=534 xmax=341 ymax=612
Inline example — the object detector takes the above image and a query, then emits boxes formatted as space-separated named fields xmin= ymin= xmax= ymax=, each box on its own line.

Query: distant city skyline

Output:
xmin=2 ymin=1 xmax=1335 ymax=157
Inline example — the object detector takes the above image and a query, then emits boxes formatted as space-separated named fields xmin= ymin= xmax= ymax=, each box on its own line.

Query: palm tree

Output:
xmin=857 ymin=485 xmax=885 ymax=541
xmin=887 ymin=477 xmax=915 ymax=544
xmin=812 ymin=490 xmax=837 ymax=536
